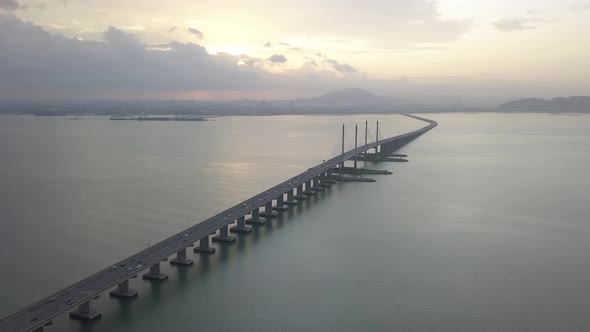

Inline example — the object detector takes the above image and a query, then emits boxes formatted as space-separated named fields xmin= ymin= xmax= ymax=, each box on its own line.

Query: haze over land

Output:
xmin=2 ymin=87 xmax=589 ymax=116
xmin=1 ymin=0 xmax=589 ymax=104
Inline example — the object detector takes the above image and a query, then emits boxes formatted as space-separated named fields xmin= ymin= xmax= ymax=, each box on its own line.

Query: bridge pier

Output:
xmin=109 ymin=279 xmax=138 ymax=299
xmin=303 ymin=179 xmax=315 ymax=196
xmin=284 ymin=189 xmax=298 ymax=205
xmin=143 ymin=262 xmax=168 ymax=281
xmin=212 ymin=225 xmax=236 ymax=243
xmin=246 ymin=208 xmax=266 ymax=225
xmin=273 ymin=194 xmax=288 ymax=211
xmin=170 ymin=247 xmax=193 ymax=266
xmin=194 ymin=235 xmax=216 ymax=254
xmin=312 ymin=175 xmax=323 ymax=191
xmin=319 ymin=172 xmax=330 ymax=187
xmin=326 ymin=171 xmax=337 ymax=184
xmin=230 ymin=216 xmax=252 ymax=233
xmin=260 ymin=201 xmax=278 ymax=218
xmin=69 ymin=301 xmax=101 ymax=321
xmin=294 ymin=184 xmax=306 ymax=200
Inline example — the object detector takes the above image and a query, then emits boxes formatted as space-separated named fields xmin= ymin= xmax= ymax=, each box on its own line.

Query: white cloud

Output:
xmin=571 ymin=3 xmax=590 ymax=10
xmin=492 ymin=16 xmax=549 ymax=32
xmin=261 ymin=0 xmax=471 ymax=49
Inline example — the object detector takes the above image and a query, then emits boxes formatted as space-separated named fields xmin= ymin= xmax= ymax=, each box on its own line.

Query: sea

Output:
xmin=0 ymin=113 xmax=589 ymax=331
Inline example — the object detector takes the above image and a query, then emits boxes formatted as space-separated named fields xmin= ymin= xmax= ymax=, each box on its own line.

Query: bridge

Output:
xmin=0 ymin=114 xmax=437 ymax=332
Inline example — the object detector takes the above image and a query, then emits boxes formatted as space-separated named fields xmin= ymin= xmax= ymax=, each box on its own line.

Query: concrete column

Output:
xmin=320 ymin=172 xmax=330 ymax=187
xmin=273 ymin=194 xmax=288 ymax=211
xmin=212 ymin=224 xmax=236 ymax=243
xmin=326 ymin=170 xmax=336 ymax=184
xmin=231 ymin=216 xmax=252 ymax=233
xmin=171 ymin=247 xmax=193 ymax=266
xmin=109 ymin=279 xmax=138 ymax=299
xmin=69 ymin=301 xmax=101 ymax=321
xmin=312 ymin=175 xmax=323 ymax=191
xmin=260 ymin=201 xmax=278 ymax=218
xmin=294 ymin=184 xmax=306 ymax=200
xmin=246 ymin=208 xmax=266 ymax=225
xmin=304 ymin=179 xmax=315 ymax=196
xmin=285 ymin=188 xmax=298 ymax=205
xmin=194 ymin=235 xmax=215 ymax=254
xmin=143 ymin=262 xmax=168 ymax=281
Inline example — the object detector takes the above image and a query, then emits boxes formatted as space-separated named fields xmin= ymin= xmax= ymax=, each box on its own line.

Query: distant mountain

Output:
xmin=294 ymin=88 xmax=394 ymax=107
xmin=498 ymin=96 xmax=590 ymax=112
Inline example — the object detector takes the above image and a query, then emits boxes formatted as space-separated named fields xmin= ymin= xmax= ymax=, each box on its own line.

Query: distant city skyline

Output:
xmin=0 ymin=0 xmax=589 ymax=100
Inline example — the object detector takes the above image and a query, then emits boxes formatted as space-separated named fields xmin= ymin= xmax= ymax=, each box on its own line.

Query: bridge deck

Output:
xmin=0 ymin=114 xmax=437 ymax=332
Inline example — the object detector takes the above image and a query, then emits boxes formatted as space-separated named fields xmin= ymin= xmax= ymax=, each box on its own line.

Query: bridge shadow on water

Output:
xmin=74 ymin=185 xmax=336 ymax=332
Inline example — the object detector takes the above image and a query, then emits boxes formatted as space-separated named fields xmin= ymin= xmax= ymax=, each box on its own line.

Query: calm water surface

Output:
xmin=0 ymin=113 xmax=589 ymax=331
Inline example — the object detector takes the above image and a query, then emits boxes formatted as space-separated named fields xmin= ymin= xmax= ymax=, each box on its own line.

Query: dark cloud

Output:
xmin=268 ymin=54 xmax=287 ymax=63
xmin=264 ymin=41 xmax=271 ymax=47
xmin=0 ymin=0 xmax=46 ymax=11
xmin=0 ymin=0 xmax=20 ymax=10
xmin=325 ymin=59 xmax=358 ymax=74
xmin=103 ymin=26 xmax=140 ymax=46
xmin=239 ymin=55 xmax=259 ymax=66
xmin=187 ymin=27 xmax=203 ymax=39
xmin=0 ymin=15 xmax=260 ymax=97
xmin=0 ymin=11 xmax=561 ymax=101
xmin=168 ymin=26 xmax=177 ymax=33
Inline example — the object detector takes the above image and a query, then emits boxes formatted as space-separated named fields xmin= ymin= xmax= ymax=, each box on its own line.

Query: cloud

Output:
xmin=168 ymin=26 xmax=177 ymax=33
xmin=0 ymin=15 xmax=261 ymax=97
xmin=492 ymin=17 xmax=544 ymax=32
xmin=492 ymin=18 xmax=531 ymax=32
xmin=571 ymin=3 xmax=590 ymax=10
xmin=0 ymin=11 xmax=576 ymax=101
xmin=262 ymin=0 xmax=471 ymax=48
xmin=238 ymin=54 xmax=261 ymax=67
xmin=325 ymin=59 xmax=358 ymax=74
xmin=103 ymin=26 xmax=144 ymax=53
xmin=0 ymin=15 xmax=368 ymax=99
xmin=264 ymin=41 xmax=271 ymax=47
xmin=0 ymin=0 xmax=47 ymax=12
xmin=0 ymin=0 xmax=19 ymax=11
xmin=187 ymin=27 xmax=203 ymax=39
xmin=268 ymin=54 xmax=287 ymax=63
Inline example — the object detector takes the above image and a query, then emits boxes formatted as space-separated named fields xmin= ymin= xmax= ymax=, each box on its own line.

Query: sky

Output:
xmin=0 ymin=0 xmax=589 ymax=102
